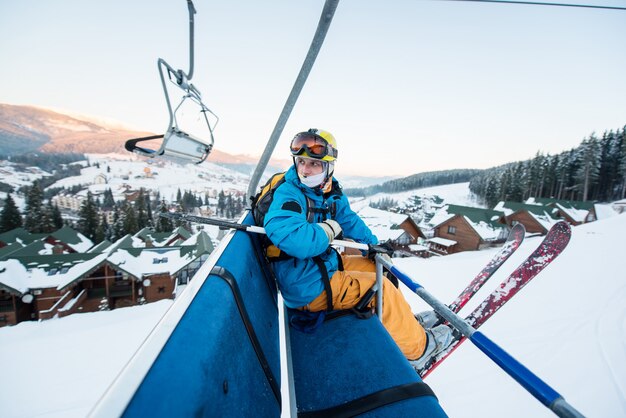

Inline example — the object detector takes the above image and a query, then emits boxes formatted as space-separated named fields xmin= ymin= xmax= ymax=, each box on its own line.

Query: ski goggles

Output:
xmin=290 ymin=132 xmax=338 ymax=159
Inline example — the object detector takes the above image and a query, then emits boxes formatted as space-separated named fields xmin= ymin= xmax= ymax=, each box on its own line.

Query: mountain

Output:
xmin=0 ymin=103 xmax=394 ymax=185
xmin=0 ymin=104 xmax=154 ymax=155
xmin=0 ymin=103 xmax=292 ymax=170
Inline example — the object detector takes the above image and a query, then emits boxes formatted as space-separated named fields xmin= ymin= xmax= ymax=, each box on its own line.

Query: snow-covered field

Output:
xmin=1 ymin=212 xmax=624 ymax=417
xmin=349 ymin=181 xmax=481 ymax=212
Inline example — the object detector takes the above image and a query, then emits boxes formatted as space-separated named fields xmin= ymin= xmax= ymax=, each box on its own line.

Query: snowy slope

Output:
xmin=0 ymin=214 xmax=624 ymax=417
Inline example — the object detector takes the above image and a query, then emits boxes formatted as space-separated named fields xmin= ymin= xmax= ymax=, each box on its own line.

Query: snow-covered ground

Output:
xmin=1 ymin=213 xmax=624 ymax=417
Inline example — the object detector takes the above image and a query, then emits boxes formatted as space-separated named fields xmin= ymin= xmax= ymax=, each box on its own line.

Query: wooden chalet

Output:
xmin=612 ymin=199 xmax=626 ymax=214
xmin=0 ymin=228 xmax=213 ymax=327
xmin=134 ymin=226 xmax=193 ymax=247
xmin=428 ymin=204 xmax=507 ymax=254
xmin=527 ymin=198 xmax=594 ymax=226
xmin=0 ymin=227 xmax=43 ymax=249
xmin=494 ymin=201 xmax=560 ymax=235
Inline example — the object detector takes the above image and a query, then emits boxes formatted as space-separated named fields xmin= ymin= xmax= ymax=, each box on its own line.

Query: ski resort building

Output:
xmin=525 ymin=197 xmax=596 ymax=226
xmin=494 ymin=201 xmax=561 ymax=235
xmin=428 ymin=204 xmax=508 ymax=254
xmin=0 ymin=227 xmax=214 ymax=327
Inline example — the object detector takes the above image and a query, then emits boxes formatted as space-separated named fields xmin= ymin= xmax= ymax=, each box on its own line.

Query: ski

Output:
xmin=420 ymin=221 xmax=572 ymax=378
xmin=446 ymin=223 xmax=526 ymax=315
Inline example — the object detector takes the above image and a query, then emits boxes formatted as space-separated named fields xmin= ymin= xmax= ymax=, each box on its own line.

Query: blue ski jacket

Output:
xmin=264 ymin=166 xmax=378 ymax=308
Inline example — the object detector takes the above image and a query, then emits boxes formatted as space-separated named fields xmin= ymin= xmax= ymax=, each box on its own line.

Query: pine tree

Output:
xmin=484 ymin=176 xmax=500 ymax=208
xmin=51 ymin=203 xmax=63 ymax=229
xmin=41 ymin=201 xmax=57 ymax=233
xmin=122 ymin=201 xmax=139 ymax=235
xmin=78 ymin=191 xmax=99 ymax=240
xmin=24 ymin=182 xmax=45 ymax=233
xmin=102 ymin=188 xmax=115 ymax=209
xmin=576 ymin=135 xmax=601 ymax=201
xmin=620 ymin=127 xmax=626 ymax=199
xmin=155 ymin=200 xmax=173 ymax=232
xmin=145 ymin=191 xmax=153 ymax=227
xmin=112 ymin=206 xmax=125 ymax=240
xmin=136 ymin=189 xmax=149 ymax=229
xmin=217 ymin=190 xmax=226 ymax=217
xmin=0 ymin=194 xmax=23 ymax=233
xmin=94 ymin=214 xmax=106 ymax=243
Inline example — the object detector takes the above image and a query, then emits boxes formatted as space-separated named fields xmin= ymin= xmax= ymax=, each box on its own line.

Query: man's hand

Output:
xmin=367 ymin=242 xmax=394 ymax=260
xmin=318 ymin=219 xmax=343 ymax=243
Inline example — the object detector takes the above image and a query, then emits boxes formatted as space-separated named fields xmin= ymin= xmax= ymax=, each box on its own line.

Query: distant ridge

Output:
xmin=0 ymin=103 xmax=290 ymax=169
xmin=344 ymin=169 xmax=483 ymax=197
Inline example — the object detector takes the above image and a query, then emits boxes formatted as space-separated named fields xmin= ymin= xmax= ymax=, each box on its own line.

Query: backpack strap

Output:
xmin=312 ymin=255 xmax=333 ymax=312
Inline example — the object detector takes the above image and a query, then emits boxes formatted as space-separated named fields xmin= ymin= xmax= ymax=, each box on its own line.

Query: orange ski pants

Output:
xmin=302 ymin=254 xmax=426 ymax=360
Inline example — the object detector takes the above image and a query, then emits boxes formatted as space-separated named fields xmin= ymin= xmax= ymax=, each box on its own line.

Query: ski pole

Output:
xmin=374 ymin=255 xmax=584 ymax=418
xmin=160 ymin=212 xmax=369 ymax=251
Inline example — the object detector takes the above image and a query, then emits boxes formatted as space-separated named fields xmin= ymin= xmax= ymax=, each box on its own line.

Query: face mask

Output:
xmin=299 ymin=171 xmax=326 ymax=188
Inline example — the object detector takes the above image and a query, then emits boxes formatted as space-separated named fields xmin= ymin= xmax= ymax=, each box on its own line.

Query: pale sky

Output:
xmin=1 ymin=0 xmax=625 ymax=176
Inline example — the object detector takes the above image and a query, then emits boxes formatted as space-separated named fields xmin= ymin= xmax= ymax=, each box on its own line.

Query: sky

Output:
xmin=1 ymin=0 xmax=625 ymax=176
xmin=1 ymin=181 xmax=624 ymax=417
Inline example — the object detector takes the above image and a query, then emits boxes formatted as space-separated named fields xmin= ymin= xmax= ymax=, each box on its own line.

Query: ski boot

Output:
xmin=414 ymin=310 xmax=439 ymax=328
xmin=409 ymin=325 xmax=453 ymax=372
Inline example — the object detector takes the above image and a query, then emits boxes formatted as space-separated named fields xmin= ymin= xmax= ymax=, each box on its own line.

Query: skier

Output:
xmin=263 ymin=128 xmax=452 ymax=369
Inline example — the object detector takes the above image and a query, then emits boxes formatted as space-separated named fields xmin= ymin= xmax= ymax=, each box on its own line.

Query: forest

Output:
xmin=346 ymin=126 xmax=625 ymax=210
xmin=345 ymin=169 xmax=482 ymax=197
xmin=469 ymin=126 xmax=626 ymax=207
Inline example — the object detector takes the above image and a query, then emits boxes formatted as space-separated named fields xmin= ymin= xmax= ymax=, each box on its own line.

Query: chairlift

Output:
xmin=125 ymin=0 xmax=218 ymax=164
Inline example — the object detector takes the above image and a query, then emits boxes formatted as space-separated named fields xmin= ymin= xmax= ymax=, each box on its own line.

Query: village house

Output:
xmin=0 ymin=227 xmax=213 ymax=327
xmin=533 ymin=198 xmax=620 ymax=224
xmin=428 ymin=204 xmax=508 ymax=254
xmin=51 ymin=193 xmax=85 ymax=212
xmin=494 ymin=201 xmax=561 ymax=235
xmin=134 ymin=226 xmax=192 ymax=247
xmin=94 ymin=173 xmax=108 ymax=184
xmin=0 ymin=227 xmax=42 ymax=249
xmin=528 ymin=198 xmax=595 ymax=226
xmin=612 ymin=199 xmax=626 ymax=214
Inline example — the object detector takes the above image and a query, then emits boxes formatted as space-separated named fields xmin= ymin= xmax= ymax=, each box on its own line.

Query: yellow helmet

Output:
xmin=290 ymin=129 xmax=338 ymax=162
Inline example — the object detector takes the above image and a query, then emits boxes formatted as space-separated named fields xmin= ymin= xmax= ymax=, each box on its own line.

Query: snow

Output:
xmin=1 ymin=212 xmax=625 ymax=417
xmin=594 ymin=203 xmax=618 ymax=220
xmin=428 ymin=237 xmax=457 ymax=247
xmin=0 ymin=253 xmax=110 ymax=291
xmin=68 ymin=232 xmax=94 ymax=253
xmin=349 ymin=182 xmax=479 ymax=212
xmin=555 ymin=203 xmax=588 ymax=224
xmin=106 ymin=247 xmax=195 ymax=278
xmin=357 ymin=206 xmax=411 ymax=242
xmin=0 ymin=301 xmax=172 ymax=418
xmin=463 ymin=215 xmax=505 ymax=242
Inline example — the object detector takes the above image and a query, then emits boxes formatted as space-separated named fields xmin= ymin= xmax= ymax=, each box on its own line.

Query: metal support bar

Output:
xmin=246 ymin=0 xmax=341 ymax=201
xmin=375 ymin=259 xmax=384 ymax=320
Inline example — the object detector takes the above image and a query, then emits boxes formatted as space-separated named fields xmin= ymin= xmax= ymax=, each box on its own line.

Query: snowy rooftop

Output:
xmin=107 ymin=247 xmax=200 ymax=278
xmin=357 ymin=206 xmax=415 ymax=242
xmin=429 ymin=205 xmax=506 ymax=241
xmin=428 ymin=237 xmax=457 ymax=247
xmin=0 ymin=253 xmax=108 ymax=293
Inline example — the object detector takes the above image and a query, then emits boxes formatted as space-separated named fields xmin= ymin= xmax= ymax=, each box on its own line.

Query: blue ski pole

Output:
xmin=375 ymin=255 xmax=584 ymax=418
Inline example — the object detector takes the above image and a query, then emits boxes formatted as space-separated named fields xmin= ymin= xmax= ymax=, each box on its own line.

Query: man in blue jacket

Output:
xmin=264 ymin=129 xmax=451 ymax=368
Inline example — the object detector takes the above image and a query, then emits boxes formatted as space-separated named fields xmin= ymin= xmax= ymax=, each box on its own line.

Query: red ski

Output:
xmin=447 ymin=223 xmax=526 ymax=315
xmin=420 ymin=221 xmax=571 ymax=378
